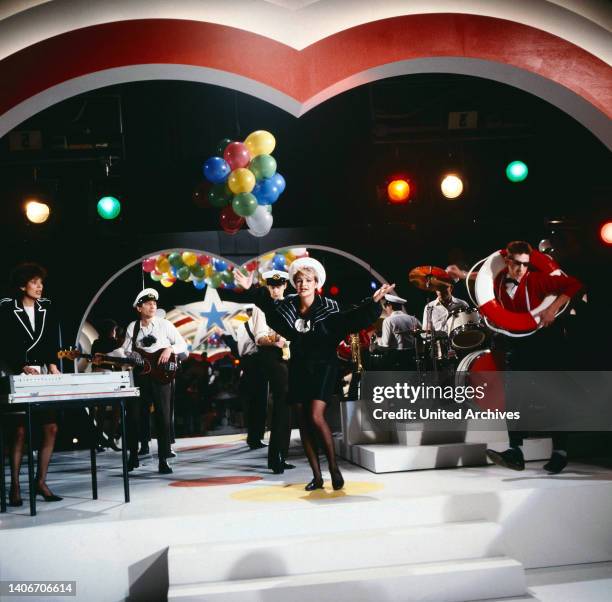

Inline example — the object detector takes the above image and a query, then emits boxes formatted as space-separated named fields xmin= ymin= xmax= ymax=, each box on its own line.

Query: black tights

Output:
xmin=297 ymin=400 xmax=339 ymax=479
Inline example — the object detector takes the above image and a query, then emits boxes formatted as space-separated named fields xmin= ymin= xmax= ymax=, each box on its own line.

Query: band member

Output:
xmin=255 ymin=270 xmax=294 ymax=474
xmin=453 ymin=241 xmax=582 ymax=473
xmin=116 ymin=288 xmax=188 ymax=474
xmin=235 ymin=258 xmax=391 ymax=491
xmin=0 ymin=263 xmax=62 ymax=506
xmin=370 ymin=293 xmax=421 ymax=369
xmin=422 ymin=283 xmax=468 ymax=333
xmin=237 ymin=307 xmax=269 ymax=450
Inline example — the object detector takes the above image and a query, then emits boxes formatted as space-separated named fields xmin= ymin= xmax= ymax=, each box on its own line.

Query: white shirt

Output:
xmin=119 ymin=317 xmax=188 ymax=356
xmin=422 ymin=296 xmax=469 ymax=332
xmin=237 ymin=307 xmax=268 ymax=357
xmin=24 ymin=305 xmax=35 ymax=329
xmin=380 ymin=311 xmax=421 ymax=349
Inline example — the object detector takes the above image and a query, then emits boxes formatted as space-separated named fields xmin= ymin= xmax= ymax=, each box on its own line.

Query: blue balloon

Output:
xmin=272 ymin=254 xmax=286 ymax=271
xmin=253 ymin=177 xmax=281 ymax=205
xmin=224 ymin=282 xmax=236 ymax=290
xmin=170 ymin=266 xmax=179 ymax=277
xmin=203 ymin=157 xmax=231 ymax=184
xmin=272 ymin=173 xmax=286 ymax=195
xmin=212 ymin=258 xmax=228 ymax=272
xmin=193 ymin=279 xmax=207 ymax=290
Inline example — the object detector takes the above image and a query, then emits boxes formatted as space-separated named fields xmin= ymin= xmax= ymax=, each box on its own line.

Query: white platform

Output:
xmin=1 ymin=434 xmax=611 ymax=602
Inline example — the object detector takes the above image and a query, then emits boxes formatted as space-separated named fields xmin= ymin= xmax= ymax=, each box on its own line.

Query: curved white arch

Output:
xmin=2 ymin=57 xmax=610 ymax=150
xmin=1 ymin=0 xmax=610 ymax=62
xmin=76 ymin=245 xmax=389 ymax=345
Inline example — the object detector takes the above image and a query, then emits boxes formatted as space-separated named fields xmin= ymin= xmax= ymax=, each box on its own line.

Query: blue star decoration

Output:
xmin=200 ymin=303 xmax=228 ymax=331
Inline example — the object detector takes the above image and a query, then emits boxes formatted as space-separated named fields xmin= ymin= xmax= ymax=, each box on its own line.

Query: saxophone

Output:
xmin=350 ymin=333 xmax=363 ymax=373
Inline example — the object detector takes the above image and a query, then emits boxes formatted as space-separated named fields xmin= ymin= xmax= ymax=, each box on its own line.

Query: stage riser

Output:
xmin=168 ymin=521 xmax=503 ymax=585
xmin=168 ymin=557 xmax=526 ymax=602
xmin=337 ymin=438 xmax=552 ymax=473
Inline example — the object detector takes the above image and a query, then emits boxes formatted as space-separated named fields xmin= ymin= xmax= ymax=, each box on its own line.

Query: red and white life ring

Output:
xmin=474 ymin=249 xmax=564 ymax=335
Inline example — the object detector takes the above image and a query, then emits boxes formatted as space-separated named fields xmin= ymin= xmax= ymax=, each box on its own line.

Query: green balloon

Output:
xmin=232 ymin=192 xmax=258 ymax=217
xmin=216 ymin=138 xmax=232 ymax=157
xmin=168 ymin=252 xmax=184 ymax=268
xmin=220 ymin=270 xmax=234 ymax=284
xmin=207 ymin=272 xmax=223 ymax=288
xmin=249 ymin=154 xmax=277 ymax=180
xmin=190 ymin=263 xmax=206 ymax=278
xmin=177 ymin=266 xmax=191 ymax=281
xmin=208 ymin=183 xmax=232 ymax=208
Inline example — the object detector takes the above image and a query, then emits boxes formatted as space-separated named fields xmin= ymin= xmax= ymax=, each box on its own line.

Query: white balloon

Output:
xmin=248 ymin=227 xmax=270 ymax=238
xmin=246 ymin=205 xmax=273 ymax=233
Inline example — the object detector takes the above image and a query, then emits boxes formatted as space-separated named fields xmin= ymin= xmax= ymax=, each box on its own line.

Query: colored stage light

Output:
xmin=329 ymin=285 xmax=339 ymax=296
xmin=97 ymin=195 xmax=121 ymax=219
xmin=387 ymin=179 xmax=410 ymax=203
xmin=25 ymin=200 xmax=50 ymax=224
xmin=370 ymin=281 xmax=378 ymax=290
xmin=600 ymin=222 xmax=612 ymax=245
xmin=506 ymin=161 xmax=528 ymax=182
xmin=441 ymin=174 xmax=463 ymax=199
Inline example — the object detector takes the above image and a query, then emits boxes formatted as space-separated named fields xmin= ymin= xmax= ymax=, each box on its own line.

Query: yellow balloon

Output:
xmin=182 ymin=251 xmax=197 ymax=266
xmin=260 ymin=252 xmax=275 ymax=262
xmin=244 ymin=130 xmax=275 ymax=157
xmin=156 ymin=256 xmax=170 ymax=274
xmin=204 ymin=265 xmax=214 ymax=278
xmin=228 ymin=168 xmax=256 ymax=194
xmin=160 ymin=277 xmax=175 ymax=288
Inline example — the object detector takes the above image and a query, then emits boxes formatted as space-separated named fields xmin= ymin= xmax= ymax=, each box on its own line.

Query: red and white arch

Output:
xmin=0 ymin=0 xmax=610 ymax=146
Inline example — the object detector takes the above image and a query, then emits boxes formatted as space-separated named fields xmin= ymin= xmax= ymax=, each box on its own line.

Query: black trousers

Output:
xmin=258 ymin=348 xmax=291 ymax=464
xmin=504 ymin=327 xmax=568 ymax=451
xmin=240 ymin=354 xmax=269 ymax=445
xmin=128 ymin=377 xmax=173 ymax=460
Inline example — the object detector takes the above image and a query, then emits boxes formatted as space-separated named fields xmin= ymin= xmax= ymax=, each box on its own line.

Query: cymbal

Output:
xmin=409 ymin=266 xmax=452 ymax=292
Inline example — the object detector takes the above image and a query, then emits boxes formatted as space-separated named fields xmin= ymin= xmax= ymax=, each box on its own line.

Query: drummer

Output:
xmin=422 ymin=283 xmax=469 ymax=333
xmin=371 ymin=293 xmax=421 ymax=369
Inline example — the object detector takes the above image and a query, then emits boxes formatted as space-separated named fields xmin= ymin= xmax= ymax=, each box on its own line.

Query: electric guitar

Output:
xmin=58 ymin=348 xmax=181 ymax=384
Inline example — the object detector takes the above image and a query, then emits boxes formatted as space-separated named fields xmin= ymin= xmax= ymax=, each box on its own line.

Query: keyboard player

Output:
xmin=0 ymin=263 xmax=62 ymax=506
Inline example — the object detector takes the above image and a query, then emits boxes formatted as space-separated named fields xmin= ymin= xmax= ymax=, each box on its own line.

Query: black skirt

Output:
xmin=288 ymin=358 xmax=339 ymax=404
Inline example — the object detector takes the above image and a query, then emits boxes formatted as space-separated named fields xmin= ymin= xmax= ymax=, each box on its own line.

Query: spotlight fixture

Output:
xmin=25 ymin=199 xmax=50 ymax=224
xmin=441 ymin=174 xmax=463 ymax=199
xmin=97 ymin=195 xmax=121 ymax=220
xmin=600 ymin=221 xmax=612 ymax=245
xmin=387 ymin=179 xmax=410 ymax=203
xmin=506 ymin=160 xmax=528 ymax=182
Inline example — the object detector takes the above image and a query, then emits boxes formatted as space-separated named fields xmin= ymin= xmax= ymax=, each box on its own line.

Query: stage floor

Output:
xmin=1 ymin=432 xmax=612 ymax=601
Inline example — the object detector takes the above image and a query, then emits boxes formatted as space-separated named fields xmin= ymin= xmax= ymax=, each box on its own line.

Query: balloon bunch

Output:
xmin=142 ymin=252 xmax=237 ymax=290
xmin=202 ymin=130 xmax=286 ymax=237
xmin=241 ymin=247 xmax=309 ymax=283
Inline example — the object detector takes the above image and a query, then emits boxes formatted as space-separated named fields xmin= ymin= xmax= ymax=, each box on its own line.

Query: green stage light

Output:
xmin=97 ymin=196 xmax=121 ymax=219
xmin=506 ymin=161 xmax=528 ymax=182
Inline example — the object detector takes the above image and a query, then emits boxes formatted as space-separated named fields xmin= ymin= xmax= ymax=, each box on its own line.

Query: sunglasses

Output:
xmin=507 ymin=258 xmax=530 ymax=268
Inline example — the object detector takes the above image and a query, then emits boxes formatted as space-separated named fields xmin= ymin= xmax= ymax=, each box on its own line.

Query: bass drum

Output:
xmin=447 ymin=307 xmax=486 ymax=350
xmin=455 ymin=349 xmax=505 ymax=411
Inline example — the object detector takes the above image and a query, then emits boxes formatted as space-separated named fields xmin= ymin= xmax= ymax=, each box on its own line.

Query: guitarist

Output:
xmin=117 ymin=288 xmax=187 ymax=474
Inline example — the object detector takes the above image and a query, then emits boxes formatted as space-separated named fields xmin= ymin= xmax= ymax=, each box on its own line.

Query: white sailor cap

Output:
xmin=384 ymin=293 xmax=407 ymax=304
xmin=288 ymin=257 xmax=326 ymax=288
xmin=262 ymin=270 xmax=289 ymax=284
xmin=133 ymin=287 xmax=159 ymax=307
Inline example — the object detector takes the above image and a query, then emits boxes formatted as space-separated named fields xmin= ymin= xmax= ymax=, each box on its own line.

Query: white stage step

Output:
xmin=168 ymin=520 xmax=504 ymax=585
xmin=337 ymin=438 xmax=552 ymax=473
xmin=168 ymin=556 xmax=526 ymax=602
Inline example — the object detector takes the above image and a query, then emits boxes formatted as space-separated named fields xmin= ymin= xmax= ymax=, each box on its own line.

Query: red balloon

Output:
xmin=246 ymin=260 xmax=258 ymax=271
xmin=223 ymin=142 xmax=251 ymax=171
xmin=142 ymin=257 xmax=157 ymax=273
xmin=220 ymin=206 xmax=245 ymax=235
xmin=197 ymin=254 xmax=210 ymax=266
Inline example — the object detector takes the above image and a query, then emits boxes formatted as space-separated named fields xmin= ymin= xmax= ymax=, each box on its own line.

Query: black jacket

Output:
xmin=0 ymin=297 xmax=60 ymax=373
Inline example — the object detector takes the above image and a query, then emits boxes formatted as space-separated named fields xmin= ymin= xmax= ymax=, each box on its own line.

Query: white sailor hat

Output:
xmin=288 ymin=257 xmax=326 ymax=288
xmin=384 ymin=293 xmax=407 ymax=304
xmin=262 ymin=270 xmax=290 ymax=284
xmin=133 ymin=287 xmax=159 ymax=307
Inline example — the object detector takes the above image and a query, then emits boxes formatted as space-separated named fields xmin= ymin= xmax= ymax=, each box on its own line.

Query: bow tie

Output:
xmin=504 ymin=277 xmax=519 ymax=286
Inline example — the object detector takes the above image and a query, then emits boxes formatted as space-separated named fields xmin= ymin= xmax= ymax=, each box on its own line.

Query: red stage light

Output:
xmin=317 ymin=287 xmax=324 ymax=295
xmin=387 ymin=179 xmax=410 ymax=203
xmin=600 ymin=222 xmax=612 ymax=245
xmin=329 ymin=285 xmax=339 ymax=296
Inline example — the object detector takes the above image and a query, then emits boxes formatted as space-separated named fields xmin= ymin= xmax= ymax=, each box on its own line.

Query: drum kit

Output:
xmin=407 ymin=265 xmax=491 ymax=374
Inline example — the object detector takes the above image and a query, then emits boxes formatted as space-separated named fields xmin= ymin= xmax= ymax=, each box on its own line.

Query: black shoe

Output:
xmin=305 ymin=477 xmax=324 ymax=491
xmin=543 ymin=452 xmax=568 ymax=474
xmin=128 ymin=453 xmax=140 ymax=472
xmin=138 ymin=445 xmax=150 ymax=456
xmin=248 ymin=441 xmax=266 ymax=450
xmin=96 ymin=445 xmax=106 ymax=453
xmin=168 ymin=449 xmax=177 ymax=458
xmin=158 ymin=460 xmax=173 ymax=474
xmin=8 ymin=487 xmax=23 ymax=507
xmin=283 ymin=462 xmax=296 ymax=470
xmin=35 ymin=484 xmax=63 ymax=502
xmin=487 ymin=447 xmax=525 ymax=471
xmin=107 ymin=440 xmax=122 ymax=452
xmin=330 ymin=468 xmax=345 ymax=491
